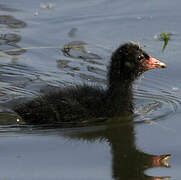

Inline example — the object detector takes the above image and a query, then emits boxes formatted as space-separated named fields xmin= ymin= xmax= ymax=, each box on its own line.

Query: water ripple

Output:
xmin=134 ymin=88 xmax=181 ymax=122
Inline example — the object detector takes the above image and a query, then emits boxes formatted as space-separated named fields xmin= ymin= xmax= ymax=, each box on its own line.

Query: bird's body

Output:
xmin=14 ymin=84 xmax=133 ymax=124
xmin=14 ymin=42 xmax=166 ymax=124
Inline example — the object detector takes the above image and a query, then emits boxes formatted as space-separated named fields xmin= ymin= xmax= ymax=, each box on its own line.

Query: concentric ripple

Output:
xmin=134 ymin=87 xmax=181 ymax=123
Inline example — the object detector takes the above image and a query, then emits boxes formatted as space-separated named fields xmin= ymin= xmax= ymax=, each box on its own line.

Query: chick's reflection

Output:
xmin=68 ymin=119 xmax=171 ymax=180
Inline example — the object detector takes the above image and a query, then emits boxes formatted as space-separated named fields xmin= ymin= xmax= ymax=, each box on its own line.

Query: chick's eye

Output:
xmin=137 ymin=55 xmax=144 ymax=61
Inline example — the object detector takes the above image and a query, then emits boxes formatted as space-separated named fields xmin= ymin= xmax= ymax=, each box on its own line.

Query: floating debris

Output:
xmin=154 ymin=32 xmax=172 ymax=52
xmin=62 ymin=41 xmax=102 ymax=60
xmin=34 ymin=11 xmax=39 ymax=16
xmin=161 ymin=32 xmax=171 ymax=52
xmin=171 ymin=87 xmax=179 ymax=92
xmin=40 ymin=3 xmax=56 ymax=9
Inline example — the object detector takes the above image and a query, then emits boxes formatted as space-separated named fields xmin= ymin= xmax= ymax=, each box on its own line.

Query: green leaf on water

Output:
xmin=160 ymin=32 xmax=171 ymax=52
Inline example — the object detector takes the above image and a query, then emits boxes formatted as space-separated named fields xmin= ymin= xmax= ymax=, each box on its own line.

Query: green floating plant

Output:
xmin=160 ymin=32 xmax=171 ymax=52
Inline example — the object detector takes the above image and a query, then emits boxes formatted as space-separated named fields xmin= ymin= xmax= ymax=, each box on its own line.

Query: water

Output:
xmin=0 ymin=0 xmax=181 ymax=179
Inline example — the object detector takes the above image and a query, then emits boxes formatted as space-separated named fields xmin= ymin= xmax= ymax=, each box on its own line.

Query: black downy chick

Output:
xmin=14 ymin=42 xmax=166 ymax=124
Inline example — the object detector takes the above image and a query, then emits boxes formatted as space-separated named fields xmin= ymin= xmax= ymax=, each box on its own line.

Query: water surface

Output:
xmin=0 ymin=0 xmax=181 ymax=179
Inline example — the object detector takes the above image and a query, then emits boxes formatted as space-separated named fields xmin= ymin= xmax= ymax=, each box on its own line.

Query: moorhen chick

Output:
xmin=14 ymin=42 xmax=166 ymax=124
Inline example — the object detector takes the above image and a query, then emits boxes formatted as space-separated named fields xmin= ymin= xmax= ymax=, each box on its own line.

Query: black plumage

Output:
xmin=14 ymin=42 xmax=166 ymax=124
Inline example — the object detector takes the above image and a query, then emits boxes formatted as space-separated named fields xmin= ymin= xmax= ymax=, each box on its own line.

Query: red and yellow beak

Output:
xmin=147 ymin=56 xmax=167 ymax=70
